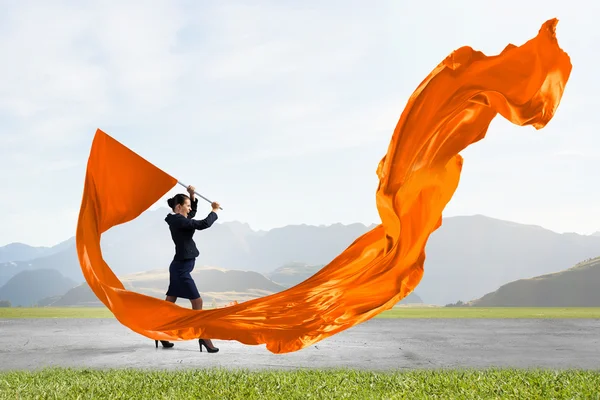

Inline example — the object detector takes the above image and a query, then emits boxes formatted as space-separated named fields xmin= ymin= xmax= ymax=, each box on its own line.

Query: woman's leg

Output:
xmin=190 ymin=297 xmax=202 ymax=310
xmin=155 ymin=296 xmax=178 ymax=347
xmin=191 ymin=297 xmax=217 ymax=350
xmin=159 ymin=265 xmax=178 ymax=347
xmin=165 ymin=295 xmax=177 ymax=303
xmin=165 ymin=260 xmax=179 ymax=304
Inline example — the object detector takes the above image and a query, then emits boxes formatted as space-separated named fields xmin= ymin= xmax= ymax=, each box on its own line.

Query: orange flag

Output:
xmin=76 ymin=19 xmax=571 ymax=353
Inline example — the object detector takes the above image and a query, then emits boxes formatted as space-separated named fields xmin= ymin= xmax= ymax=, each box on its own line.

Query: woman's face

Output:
xmin=176 ymin=198 xmax=191 ymax=217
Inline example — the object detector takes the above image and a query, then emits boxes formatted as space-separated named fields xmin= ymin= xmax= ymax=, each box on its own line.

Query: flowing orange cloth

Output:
xmin=76 ymin=19 xmax=571 ymax=353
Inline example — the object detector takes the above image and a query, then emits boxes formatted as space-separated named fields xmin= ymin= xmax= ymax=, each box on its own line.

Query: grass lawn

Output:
xmin=1 ymin=306 xmax=600 ymax=319
xmin=0 ymin=368 xmax=598 ymax=399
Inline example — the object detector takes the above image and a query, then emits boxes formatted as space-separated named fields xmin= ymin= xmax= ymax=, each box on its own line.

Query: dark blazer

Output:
xmin=165 ymin=198 xmax=218 ymax=261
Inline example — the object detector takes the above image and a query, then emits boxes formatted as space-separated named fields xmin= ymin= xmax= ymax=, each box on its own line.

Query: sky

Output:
xmin=0 ymin=0 xmax=599 ymax=247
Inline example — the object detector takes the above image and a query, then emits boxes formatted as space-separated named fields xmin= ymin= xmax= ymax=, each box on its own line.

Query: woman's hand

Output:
xmin=211 ymin=202 xmax=220 ymax=212
xmin=187 ymin=185 xmax=196 ymax=200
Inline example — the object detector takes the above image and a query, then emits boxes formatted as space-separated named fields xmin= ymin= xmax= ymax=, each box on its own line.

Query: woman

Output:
xmin=155 ymin=185 xmax=221 ymax=353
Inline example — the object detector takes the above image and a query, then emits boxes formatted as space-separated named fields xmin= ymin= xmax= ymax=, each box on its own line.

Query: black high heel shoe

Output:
xmin=155 ymin=340 xmax=174 ymax=348
xmin=198 ymin=339 xmax=219 ymax=353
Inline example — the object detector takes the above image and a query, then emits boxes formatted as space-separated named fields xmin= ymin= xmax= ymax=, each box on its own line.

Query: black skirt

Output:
xmin=166 ymin=258 xmax=200 ymax=300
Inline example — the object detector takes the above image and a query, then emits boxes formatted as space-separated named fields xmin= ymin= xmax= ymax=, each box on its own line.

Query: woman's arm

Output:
xmin=186 ymin=185 xmax=198 ymax=219
xmin=188 ymin=197 xmax=198 ymax=219
xmin=174 ymin=211 xmax=218 ymax=230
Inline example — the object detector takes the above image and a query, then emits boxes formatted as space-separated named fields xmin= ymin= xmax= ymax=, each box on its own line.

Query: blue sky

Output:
xmin=0 ymin=0 xmax=598 ymax=247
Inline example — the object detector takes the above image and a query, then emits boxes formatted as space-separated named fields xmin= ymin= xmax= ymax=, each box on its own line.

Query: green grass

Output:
xmin=0 ymin=368 xmax=598 ymax=399
xmin=1 ymin=306 xmax=600 ymax=319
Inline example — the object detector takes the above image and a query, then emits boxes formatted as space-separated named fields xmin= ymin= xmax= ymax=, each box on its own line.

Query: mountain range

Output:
xmin=0 ymin=238 xmax=74 ymax=263
xmin=469 ymin=256 xmax=600 ymax=307
xmin=36 ymin=266 xmax=288 ymax=308
xmin=1 ymin=266 xmax=423 ymax=308
xmin=1 ymin=210 xmax=599 ymax=305
xmin=0 ymin=269 xmax=77 ymax=307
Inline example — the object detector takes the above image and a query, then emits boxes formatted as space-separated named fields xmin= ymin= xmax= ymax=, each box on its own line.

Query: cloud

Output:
xmin=198 ymin=4 xmax=374 ymax=82
xmin=1 ymin=0 xmax=600 ymax=246
xmin=0 ymin=1 xmax=193 ymax=177
xmin=552 ymin=150 xmax=587 ymax=158
xmin=0 ymin=1 xmax=187 ymax=135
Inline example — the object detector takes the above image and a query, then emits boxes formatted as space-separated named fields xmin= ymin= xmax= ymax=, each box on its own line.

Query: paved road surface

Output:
xmin=1 ymin=318 xmax=598 ymax=371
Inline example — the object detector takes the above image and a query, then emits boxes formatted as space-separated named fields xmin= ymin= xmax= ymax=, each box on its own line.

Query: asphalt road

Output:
xmin=1 ymin=318 xmax=598 ymax=371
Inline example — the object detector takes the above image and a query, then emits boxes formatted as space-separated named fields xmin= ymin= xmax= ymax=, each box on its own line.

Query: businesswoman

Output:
xmin=155 ymin=185 xmax=220 ymax=353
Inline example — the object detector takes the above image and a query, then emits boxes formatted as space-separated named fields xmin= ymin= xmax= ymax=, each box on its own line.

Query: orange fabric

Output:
xmin=76 ymin=19 xmax=571 ymax=353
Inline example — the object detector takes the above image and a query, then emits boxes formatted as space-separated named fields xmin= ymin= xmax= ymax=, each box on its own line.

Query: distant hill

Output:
xmin=40 ymin=267 xmax=287 ymax=307
xmin=0 ymin=263 xmax=19 ymax=288
xmin=2 ymin=212 xmax=600 ymax=305
xmin=39 ymin=283 xmax=103 ymax=307
xmin=420 ymin=215 xmax=600 ymax=304
xmin=0 ymin=269 xmax=77 ymax=307
xmin=0 ymin=243 xmax=49 ymax=263
xmin=267 ymin=262 xmax=424 ymax=304
xmin=0 ymin=248 xmax=81 ymax=287
xmin=0 ymin=238 xmax=74 ymax=263
xmin=0 ymin=238 xmax=76 ymax=286
xmin=43 ymin=263 xmax=424 ymax=307
xmin=267 ymin=262 xmax=325 ymax=287
xmin=468 ymin=257 xmax=600 ymax=307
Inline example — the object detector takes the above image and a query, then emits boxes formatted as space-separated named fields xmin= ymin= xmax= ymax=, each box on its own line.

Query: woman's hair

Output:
xmin=167 ymin=193 xmax=190 ymax=210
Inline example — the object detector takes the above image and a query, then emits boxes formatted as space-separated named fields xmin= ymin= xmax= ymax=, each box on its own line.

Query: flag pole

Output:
xmin=177 ymin=181 xmax=223 ymax=210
